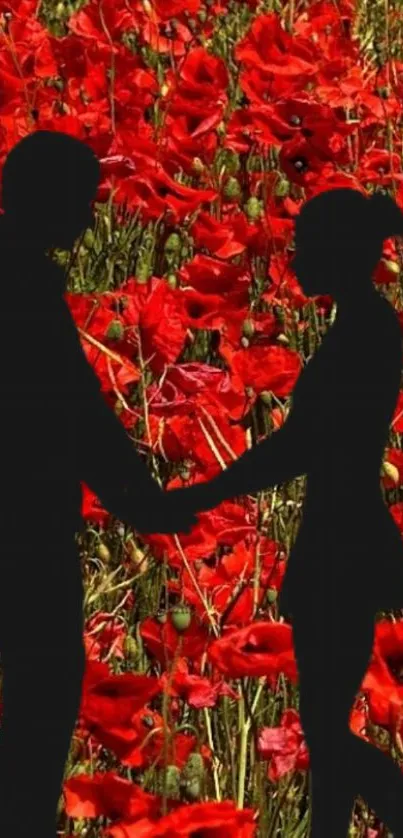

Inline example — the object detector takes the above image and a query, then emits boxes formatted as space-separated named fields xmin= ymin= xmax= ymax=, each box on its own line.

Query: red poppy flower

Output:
xmin=106 ymin=800 xmax=257 ymax=837
xmin=64 ymin=770 xmax=160 ymax=821
xmin=235 ymin=13 xmax=316 ymax=79
xmin=362 ymin=619 xmax=403 ymax=732
xmin=229 ymin=344 xmax=302 ymax=398
xmin=257 ymin=708 xmax=309 ymax=781
xmin=208 ymin=621 xmax=298 ymax=682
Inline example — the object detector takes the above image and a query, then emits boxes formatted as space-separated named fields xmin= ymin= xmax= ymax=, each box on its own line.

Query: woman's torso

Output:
xmin=281 ymin=291 xmax=403 ymax=612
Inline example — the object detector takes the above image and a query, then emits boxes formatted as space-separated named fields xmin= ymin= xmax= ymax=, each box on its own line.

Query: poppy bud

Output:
xmin=83 ymin=229 xmax=94 ymax=249
xmin=136 ymin=262 xmax=150 ymax=283
xmin=46 ymin=76 xmax=64 ymax=91
xmin=124 ymin=634 xmax=137 ymax=658
xmin=383 ymin=460 xmax=400 ymax=484
xmin=242 ymin=319 xmax=255 ymax=338
xmin=383 ymin=259 xmax=400 ymax=275
xmin=114 ymin=399 xmax=123 ymax=416
xmin=218 ymin=149 xmax=240 ymax=175
xmin=275 ymin=177 xmax=290 ymax=197
xmin=106 ymin=320 xmax=124 ymax=341
xmin=223 ymin=177 xmax=242 ymax=201
xmin=164 ymin=765 xmax=181 ymax=799
xmin=260 ymin=391 xmax=272 ymax=406
xmin=274 ymin=306 xmax=286 ymax=326
xmin=182 ymin=752 xmax=204 ymax=779
xmin=286 ymin=785 xmax=297 ymax=803
xmin=164 ymin=233 xmax=181 ymax=253
xmin=245 ymin=196 xmax=263 ymax=220
xmin=267 ymin=588 xmax=278 ymax=603
xmin=69 ymin=737 xmax=83 ymax=762
xmin=182 ymin=777 xmax=203 ymax=801
xmin=127 ymin=541 xmax=148 ymax=574
xmin=192 ymin=157 xmax=204 ymax=174
xmin=171 ymin=605 xmax=192 ymax=632
xmin=181 ymin=753 xmax=205 ymax=800
xmin=166 ymin=273 xmax=178 ymax=289
xmin=96 ymin=541 xmax=111 ymax=562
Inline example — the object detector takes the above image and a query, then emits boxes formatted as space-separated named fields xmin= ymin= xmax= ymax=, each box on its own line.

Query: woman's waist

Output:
xmin=298 ymin=494 xmax=396 ymax=537
xmin=303 ymin=478 xmax=385 ymax=510
xmin=305 ymin=466 xmax=383 ymax=487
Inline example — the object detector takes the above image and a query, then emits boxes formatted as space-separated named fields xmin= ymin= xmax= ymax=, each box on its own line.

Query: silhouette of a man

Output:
xmin=0 ymin=130 xmax=195 ymax=837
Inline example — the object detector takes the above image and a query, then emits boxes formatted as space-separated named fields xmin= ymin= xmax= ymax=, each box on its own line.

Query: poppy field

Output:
xmin=2 ymin=0 xmax=403 ymax=836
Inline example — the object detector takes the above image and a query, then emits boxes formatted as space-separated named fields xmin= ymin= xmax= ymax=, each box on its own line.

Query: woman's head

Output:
xmin=1 ymin=130 xmax=100 ymax=250
xmin=292 ymin=188 xmax=403 ymax=299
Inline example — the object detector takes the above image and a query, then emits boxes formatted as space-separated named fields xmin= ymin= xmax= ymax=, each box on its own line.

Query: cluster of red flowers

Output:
xmin=1 ymin=0 xmax=403 ymax=834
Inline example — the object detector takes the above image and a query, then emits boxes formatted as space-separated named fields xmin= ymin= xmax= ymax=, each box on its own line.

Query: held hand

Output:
xmin=165 ymin=481 xmax=222 ymax=514
xmin=134 ymin=489 xmax=199 ymax=535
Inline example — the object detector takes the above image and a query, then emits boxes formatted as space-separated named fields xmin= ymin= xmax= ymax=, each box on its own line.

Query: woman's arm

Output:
xmin=178 ymin=399 xmax=313 ymax=512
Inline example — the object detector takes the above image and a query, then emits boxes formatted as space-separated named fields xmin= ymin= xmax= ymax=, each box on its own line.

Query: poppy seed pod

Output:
xmin=163 ymin=765 xmax=181 ymax=800
xmin=106 ymin=320 xmax=124 ymax=341
xmin=171 ymin=604 xmax=192 ymax=631
xmin=182 ymin=777 xmax=203 ymax=801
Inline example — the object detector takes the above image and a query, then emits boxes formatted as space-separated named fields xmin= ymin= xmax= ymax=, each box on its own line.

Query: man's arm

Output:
xmin=78 ymin=370 xmax=164 ymax=528
xmin=78 ymin=372 xmax=163 ymax=527
xmin=64 ymin=303 xmax=164 ymax=528
xmin=75 ymin=365 xmax=198 ymax=533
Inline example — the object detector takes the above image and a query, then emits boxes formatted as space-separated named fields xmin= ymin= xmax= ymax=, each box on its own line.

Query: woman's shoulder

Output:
xmin=371 ymin=294 xmax=402 ymax=361
xmin=374 ymin=291 xmax=400 ymax=326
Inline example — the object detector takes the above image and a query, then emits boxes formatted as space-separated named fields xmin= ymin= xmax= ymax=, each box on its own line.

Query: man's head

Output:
xmin=1 ymin=130 xmax=101 ymax=250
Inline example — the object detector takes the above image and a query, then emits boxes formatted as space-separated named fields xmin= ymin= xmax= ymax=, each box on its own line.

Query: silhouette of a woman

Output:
xmin=180 ymin=188 xmax=403 ymax=837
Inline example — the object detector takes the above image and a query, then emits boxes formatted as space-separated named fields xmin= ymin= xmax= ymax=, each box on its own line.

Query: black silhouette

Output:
xmin=0 ymin=130 xmax=196 ymax=837
xmin=175 ymin=188 xmax=403 ymax=836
